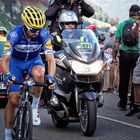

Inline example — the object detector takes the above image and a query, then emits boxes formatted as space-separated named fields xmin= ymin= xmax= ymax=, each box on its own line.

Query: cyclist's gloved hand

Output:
xmin=47 ymin=75 xmax=56 ymax=89
xmin=3 ymin=73 xmax=15 ymax=84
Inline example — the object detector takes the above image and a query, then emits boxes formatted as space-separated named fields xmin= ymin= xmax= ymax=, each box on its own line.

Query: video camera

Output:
xmin=55 ymin=0 xmax=68 ymax=5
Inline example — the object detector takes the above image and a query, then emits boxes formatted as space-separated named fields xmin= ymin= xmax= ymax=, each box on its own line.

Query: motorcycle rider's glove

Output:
xmin=52 ymin=35 xmax=63 ymax=51
xmin=47 ymin=75 xmax=56 ymax=89
xmin=3 ymin=73 xmax=14 ymax=84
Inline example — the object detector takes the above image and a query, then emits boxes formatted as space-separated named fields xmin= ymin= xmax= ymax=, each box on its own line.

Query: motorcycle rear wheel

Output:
xmin=52 ymin=114 xmax=69 ymax=128
xmin=79 ymin=99 xmax=97 ymax=136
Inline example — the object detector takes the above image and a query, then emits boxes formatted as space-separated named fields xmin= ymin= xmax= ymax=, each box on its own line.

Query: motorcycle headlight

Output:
xmin=70 ymin=60 xmax=103 ymax=75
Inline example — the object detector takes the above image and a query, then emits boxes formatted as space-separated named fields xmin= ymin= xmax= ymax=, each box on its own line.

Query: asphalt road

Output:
xmin=0 ymin=93 xmax=140 ymax=140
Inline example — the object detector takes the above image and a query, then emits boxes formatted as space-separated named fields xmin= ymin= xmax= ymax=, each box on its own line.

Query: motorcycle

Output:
xmin=46 ymin=29 xmax=105 ymax=136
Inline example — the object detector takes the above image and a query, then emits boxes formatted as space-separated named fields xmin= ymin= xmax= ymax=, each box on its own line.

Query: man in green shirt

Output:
xmin=112 ymin=4 xmax=140 ymax=114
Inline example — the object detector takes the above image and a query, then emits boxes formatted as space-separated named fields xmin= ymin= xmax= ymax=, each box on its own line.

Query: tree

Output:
xmin=2 ymin=0 xmax=16 ymax=17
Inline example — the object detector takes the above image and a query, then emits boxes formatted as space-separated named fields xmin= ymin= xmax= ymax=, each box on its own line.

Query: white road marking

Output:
xmin=98 ymin=115 xmax=140 ymax=129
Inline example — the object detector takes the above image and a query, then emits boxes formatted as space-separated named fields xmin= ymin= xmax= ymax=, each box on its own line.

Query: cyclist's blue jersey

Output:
xmin=3 ymin=25 xmax=53 ymax=61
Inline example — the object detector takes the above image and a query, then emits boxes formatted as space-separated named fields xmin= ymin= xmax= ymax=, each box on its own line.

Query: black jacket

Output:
xmin=45 ymin=0 xmax=95 ymax=35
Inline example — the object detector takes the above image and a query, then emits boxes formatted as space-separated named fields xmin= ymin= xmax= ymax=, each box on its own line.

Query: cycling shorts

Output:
xmin=8 ymin=55 xmax=45 ymax=92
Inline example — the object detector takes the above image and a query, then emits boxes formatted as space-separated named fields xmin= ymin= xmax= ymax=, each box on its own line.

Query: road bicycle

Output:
xmin=11 ymin=79 xmax=48 ymax=140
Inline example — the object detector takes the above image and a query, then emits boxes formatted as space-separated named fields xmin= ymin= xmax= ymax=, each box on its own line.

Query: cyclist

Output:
xmin=1 ymin=6 xmax=56 ymax=140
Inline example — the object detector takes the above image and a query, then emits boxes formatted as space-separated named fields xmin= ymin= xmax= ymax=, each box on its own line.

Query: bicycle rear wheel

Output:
xmin=13 ymin=102 xmax=32 ymax=140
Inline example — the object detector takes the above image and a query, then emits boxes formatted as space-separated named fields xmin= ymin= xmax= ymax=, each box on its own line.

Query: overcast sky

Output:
xmin=86 ymin=0 xmax=140 ymax=22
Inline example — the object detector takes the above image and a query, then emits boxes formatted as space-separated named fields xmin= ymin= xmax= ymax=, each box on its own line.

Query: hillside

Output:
xmin=93 ymin=0 xmax=140 ymax=21
xmin=0 ymin=0 xmax=114 ymax=32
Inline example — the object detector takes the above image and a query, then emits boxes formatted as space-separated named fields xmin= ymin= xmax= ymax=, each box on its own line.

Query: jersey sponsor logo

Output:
xmin=45 ymin=39 xmax=53 ymax=49
xmin=14 ymin=44 xmax=42 ymax=52
xmin=4 ymin=41 xmax=11 ymax=51
xmin=9 ymin=31 xmax=18 ymax=38
xmin=40 ymin=31 xmax=47 ymax=37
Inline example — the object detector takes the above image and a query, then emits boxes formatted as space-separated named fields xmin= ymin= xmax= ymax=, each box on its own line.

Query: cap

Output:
xmin=129 ymin=4 xmax=140 ymax=12
xmin=109 ymin=26 xmax=117 ymax=34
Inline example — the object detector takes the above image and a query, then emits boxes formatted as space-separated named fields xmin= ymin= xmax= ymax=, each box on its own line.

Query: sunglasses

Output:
xmin=26 ymin=26 xmax=40 ymax=33
xmin=64 ymin=22 xmax=76 ymax=25
xmin=0 ymin=32 xmax=5 ymax=34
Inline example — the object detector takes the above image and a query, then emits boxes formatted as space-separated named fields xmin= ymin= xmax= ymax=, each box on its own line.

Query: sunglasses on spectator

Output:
xmin=0 ymin=32 xmax=5 ymax=35
xmin=64 ymin=22 xmax=76 ymax=25
xmin=26 ymin=26 xmax=40 ymax=33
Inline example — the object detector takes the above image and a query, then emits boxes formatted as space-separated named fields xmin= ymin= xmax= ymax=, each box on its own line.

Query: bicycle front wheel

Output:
xmin=21 ymin=101 xmax=33 ymax=140
xmin=13 ymin=102 xmax=32 ymax=140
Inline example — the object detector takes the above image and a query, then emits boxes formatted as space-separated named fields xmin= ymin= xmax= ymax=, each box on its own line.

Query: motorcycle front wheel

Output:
xmin=79 ymin=99 xmax=97 ymax=136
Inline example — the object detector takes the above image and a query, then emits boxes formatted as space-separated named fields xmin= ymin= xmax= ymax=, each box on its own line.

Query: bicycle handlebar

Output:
xmin=13 ymin=80 xmax=48 ymax=87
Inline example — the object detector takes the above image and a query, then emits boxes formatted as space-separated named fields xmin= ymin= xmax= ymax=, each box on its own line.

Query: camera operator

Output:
xmin=45 ymin=0 xmax=95 ymax=36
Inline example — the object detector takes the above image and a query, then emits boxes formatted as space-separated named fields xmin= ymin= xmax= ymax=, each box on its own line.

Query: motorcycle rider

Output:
xmin=52 ymin=10 xmax=79 ymax=51
xmin=40 ymin=10 xmax=78 ymax=106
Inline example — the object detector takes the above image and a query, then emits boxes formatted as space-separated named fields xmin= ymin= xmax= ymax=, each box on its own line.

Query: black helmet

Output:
xmin=0 ymin=26 xmax=7 ymax=35
xmin=98 ymin=33 xmax=106 ymax=42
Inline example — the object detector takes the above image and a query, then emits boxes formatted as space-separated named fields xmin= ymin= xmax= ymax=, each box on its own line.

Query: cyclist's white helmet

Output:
xmin=58 ymin=10 xmax=78 ymax=30
xmin=109 ymin=26 xmax=117 ymax=35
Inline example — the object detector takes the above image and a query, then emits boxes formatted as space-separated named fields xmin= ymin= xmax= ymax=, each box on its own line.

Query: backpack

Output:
xmin=122 ymin=20 xmax=139 ymax=47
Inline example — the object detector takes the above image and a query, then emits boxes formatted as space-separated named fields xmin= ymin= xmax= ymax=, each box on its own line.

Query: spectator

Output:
xmin=86 ymin=24 xmax=99 ymax=37
xmin=112 ymin=4 xmax=140 ymax=112
xmin=98 ymin=33 xmax=106 ymax=49
xmin=45 ymin=0 xmax=95 ymax=36
xmin=0 ymin=26 xmax=7 ymax=73
xmin=131 ymin=13 xmax=140 ymax=118
xmin=104 ymin=26 xmax=119 ymax=93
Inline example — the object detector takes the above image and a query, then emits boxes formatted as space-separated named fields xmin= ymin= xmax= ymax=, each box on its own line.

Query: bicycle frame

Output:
xmin=12 ymin=79 xmax=48 ymax=140
xmin=13 ymin=81 xmax=33 ymax=140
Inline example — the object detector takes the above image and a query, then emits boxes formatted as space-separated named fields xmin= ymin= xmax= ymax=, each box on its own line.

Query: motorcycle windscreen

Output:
xmin=62 ymin=29 xmax=101 ymax=62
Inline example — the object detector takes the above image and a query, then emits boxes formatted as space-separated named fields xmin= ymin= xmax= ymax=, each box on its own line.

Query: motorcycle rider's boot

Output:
xmin=126 ymin=104 xmax=140 ymax=116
